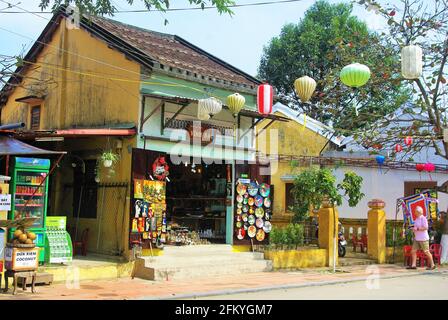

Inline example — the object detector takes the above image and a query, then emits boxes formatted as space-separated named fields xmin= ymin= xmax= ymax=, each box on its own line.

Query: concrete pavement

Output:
xmin=0 ymin=264 xmax=445 ymax=300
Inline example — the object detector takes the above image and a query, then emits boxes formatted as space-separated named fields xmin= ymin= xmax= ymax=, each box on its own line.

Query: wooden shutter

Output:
xmin=30 ymin=105 xmax=41 ymax=130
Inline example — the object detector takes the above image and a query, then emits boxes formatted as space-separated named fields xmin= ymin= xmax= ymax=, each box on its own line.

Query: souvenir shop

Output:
xmin=129 ymin=148 xmax=273 ymax=250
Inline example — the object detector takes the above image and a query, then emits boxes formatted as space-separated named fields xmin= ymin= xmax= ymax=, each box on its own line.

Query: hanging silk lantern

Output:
xmin=404 ymin=136 xmax=413 ymax=146
xmin=395 ymin=144 xmax=403 ymax=153
xmin=257 ymin=83 xmax=273 ymax=115
xmin=416 ymin=163 xmax=425 ymax=172
xmin=375 ymin=155 xmax=385 ymax=165
xmin=401 ymin=45 xmax=423 ymax=80
xmin=226 ymin=93 xmax=246 ymax=116
xmin=294 ymin=76 xmax=316 ymax=103
xmin=197 ymin=104 xmax=210 ymax=121
xmin=198 ymin=97 xmax=222 ymax=118
xmin=340 ymin=63 xmax=371 ymax=88
xmin=424 ymin=162 xmax=435 ymax=172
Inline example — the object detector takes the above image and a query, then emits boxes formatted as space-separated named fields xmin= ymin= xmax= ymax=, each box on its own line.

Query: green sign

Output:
xmin=46 ymin=216 xmax=66 ymax=230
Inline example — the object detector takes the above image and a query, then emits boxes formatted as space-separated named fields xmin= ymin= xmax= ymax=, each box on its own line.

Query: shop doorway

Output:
xmin=166 ymin=161 xmax=228 ymax=243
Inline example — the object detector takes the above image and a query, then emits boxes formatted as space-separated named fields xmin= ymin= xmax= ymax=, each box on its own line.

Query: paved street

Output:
xmin=198 ymin=272 xmax=448 ymax=300
xmin=0 ymin=264 xmax=446 ymax=300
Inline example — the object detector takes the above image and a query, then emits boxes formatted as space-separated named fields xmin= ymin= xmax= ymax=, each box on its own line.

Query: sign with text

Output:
xmin=5 ymin=247 xmax=39 ymax=271
xmin=0 ymin=194 xmax=11 ymax=211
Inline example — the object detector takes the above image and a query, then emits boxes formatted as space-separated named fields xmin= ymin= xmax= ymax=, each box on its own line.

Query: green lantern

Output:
xmin=340 ymin=63 xmax=371 ymax=88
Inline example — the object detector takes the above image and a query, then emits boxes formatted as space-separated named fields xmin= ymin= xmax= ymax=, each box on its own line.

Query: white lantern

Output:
xmin=401 ymin=45 xmax=423 ymax=79
xmin=197 ymin=104 xmax=210 ymax=120
xmin=198 ymin=97 xmax=222 ymax=118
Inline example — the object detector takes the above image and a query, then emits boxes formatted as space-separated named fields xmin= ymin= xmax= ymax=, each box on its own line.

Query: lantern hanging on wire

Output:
xmin=226 ymin=93 xmax=246 ymax=117
xmin=401 ymin=45 xmax=423 ymax=80
xmin=375 ymin=155 xmax=385 ymax=174
xmin=395 ymin=144 xmax=403 ymax=153
xmin=294 ymin=76 xmax=317 ymax=103
xmin=416 ymin=163 xmax=425 ymax=180
xmin=340 ymin=63 xmax=371 ymax=116
xmin=257 ymin=83 xmax=273 ymax=115
xmin=404 ymin=136 xmax=413 ymax=146
xmin=198 ymin=97 xmax=222 ymax=119
xmin=424 ymin=162 xmax=435 ymax=181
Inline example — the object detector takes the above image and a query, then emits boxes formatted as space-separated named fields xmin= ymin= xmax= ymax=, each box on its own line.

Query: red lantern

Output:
xmin=424 ymin=162 xmax=435 ymax=172
xmin=416 ymin=163 xmax=425 ymax=172
xmin=395 ymin=144 xmax=403 ymax=153
xmin=404 ymin=136 xmax=413 ymax=146
xmin=257 ymin=83 xmax=273 ymax=115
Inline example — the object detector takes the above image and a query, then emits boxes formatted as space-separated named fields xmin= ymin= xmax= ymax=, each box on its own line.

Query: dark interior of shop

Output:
xmin=166 ymin=160 xmax=228 ymax=243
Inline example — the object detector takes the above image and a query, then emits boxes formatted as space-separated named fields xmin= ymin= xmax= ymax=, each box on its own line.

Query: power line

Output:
xmin=0 ymin=0 xmax=303 ymax=14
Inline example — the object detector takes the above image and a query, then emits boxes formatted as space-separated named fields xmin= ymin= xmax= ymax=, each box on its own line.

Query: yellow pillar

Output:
xmin=318 ymin=200 xmax=339 ymax=267
xmin=367 ymin=199 xmax=386 ymax=264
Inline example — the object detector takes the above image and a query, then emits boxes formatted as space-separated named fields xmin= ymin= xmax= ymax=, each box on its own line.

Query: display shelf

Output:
xmin=15 ymin=204 xmax=44 ymax=208
xmin=15 ymin=183 xmax=44 ymax=187
xmin=15 ymin=193 xmax=44 ymax=197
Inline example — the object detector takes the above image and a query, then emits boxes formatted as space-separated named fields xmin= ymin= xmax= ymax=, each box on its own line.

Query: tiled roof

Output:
xmin=90 ymin=16 xmax=259 ymax=88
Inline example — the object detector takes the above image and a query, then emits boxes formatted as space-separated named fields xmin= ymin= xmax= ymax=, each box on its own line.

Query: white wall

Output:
xmin=332 ymin=166 xmax=448 ymax=220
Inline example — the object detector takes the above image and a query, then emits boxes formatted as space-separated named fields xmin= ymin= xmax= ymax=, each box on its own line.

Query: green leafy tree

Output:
xmin=38 ymin=0 xmax=234 ymax=16
xmin=353 ymin=0 xmax=448 ymax=161
xmin=258 ymin=0 xmax=408 ymax=130
xmin=290 ymin=167 xmax=365 ymax=222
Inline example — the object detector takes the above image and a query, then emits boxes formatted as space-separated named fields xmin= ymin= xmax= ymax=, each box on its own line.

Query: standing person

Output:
xmin=441 ymin=211 xmax=448 ymax=264
xmin=407 ymin=206 xmax=436 ymax=270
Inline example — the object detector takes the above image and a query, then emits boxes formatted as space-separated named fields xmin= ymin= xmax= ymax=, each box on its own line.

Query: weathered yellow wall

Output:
xmin=256 ymin=111 xmax=329 ymax=219
xmin=264 ymin=248 xmax=327 ymax=269
xmin=1 ymin=18 xmax=140 ymax=129
xmin=1 ymin=18 xmax=141 ymax=259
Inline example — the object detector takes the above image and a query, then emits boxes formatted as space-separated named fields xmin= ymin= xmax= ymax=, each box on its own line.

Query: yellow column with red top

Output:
xmin=367 ymin=199 xmax=386 ymax=264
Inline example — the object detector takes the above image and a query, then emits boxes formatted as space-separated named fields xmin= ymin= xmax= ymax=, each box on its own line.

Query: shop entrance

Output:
xmin=166 ymin=160 xmax=229 ymax=244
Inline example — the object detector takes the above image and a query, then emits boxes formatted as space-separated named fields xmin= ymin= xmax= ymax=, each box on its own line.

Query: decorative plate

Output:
xmin=242 ymin=213 xmax=248 ymax=222
xmin=248 ymin=197 xmax=255 ymax=206
xmin=259 ymin=183 xmax=271 ymax=197
xmin=236 ymin=228 xmax=246 ymax=240
xmin=243 ymin=198 xmax=248 ymax=205
xmin=236 ymin=214 xmax=242 ymax=222
xmin=243 ymin=192 xmax=249 ymax=198
xmin=242 ymin=205 xmax=249 ymax=213
xmin=248 ymin=182 xmax=259 ymax=196
xmin=243 ymin=222 xmax=249 ymax=230
xmin=263 ymin=198 xmax=271 ymax=208
xmin=263 ymin=221 xmax=272 ymax=233
xmin=255 ymin=218 xmax=264 ymax=228
xmin=254 ymin=195 xmax=263 ymax=207
xmin=265 ymin=209 xmax=271 ymax=220
xmin=248 ymin=226 xmax=257 ymax=238
xmin=236 ymin=195 xmax=243 ymax=203
xmin=249 ymin=207 xmax=255 ymax=215
xmin=248 ymin=215 xmax=256 ymax=225
xmin=236 ymin=208 xmax=242 ymax=215
xmin=256 ymin=229 xmax=265 ymax=241
xmin=237 ymin=203 xmax=243 ymax=209
xmin=235 ymin=221 xmax=243 ymax=229
xmin=255 ymin=207 xmax=264 ymax=218
xmin=236 ymin=184 xmax=247 ymax=195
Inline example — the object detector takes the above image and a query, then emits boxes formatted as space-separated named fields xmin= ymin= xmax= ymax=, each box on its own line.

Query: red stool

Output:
xmin=73 ymin=228 xmax=89 ymax=256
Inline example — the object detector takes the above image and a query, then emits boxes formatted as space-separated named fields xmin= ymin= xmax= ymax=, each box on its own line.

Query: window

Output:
xmin=30 ymin=105 xmax=41 ymax=130
xmin=73 ymin=160 xmax=98 ymax=219
xmin=285 ymin=183 xmax=294 ymax=212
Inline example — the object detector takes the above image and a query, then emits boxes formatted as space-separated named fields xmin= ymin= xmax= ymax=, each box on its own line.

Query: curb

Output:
xmin=139 ymin=269 xmax=448 ymax=300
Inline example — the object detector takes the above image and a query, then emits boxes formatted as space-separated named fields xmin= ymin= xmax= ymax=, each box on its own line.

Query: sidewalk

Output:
xmin=1 ymin=264 xmax=446 ymax=300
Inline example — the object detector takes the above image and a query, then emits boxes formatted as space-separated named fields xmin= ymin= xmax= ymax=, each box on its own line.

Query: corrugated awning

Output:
xmin=0 ymin=135 xmax=66 ymax=155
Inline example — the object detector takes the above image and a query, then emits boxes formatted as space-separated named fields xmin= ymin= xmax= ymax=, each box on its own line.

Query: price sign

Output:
xmin=0 ymin=194 xmax=11 ymax=211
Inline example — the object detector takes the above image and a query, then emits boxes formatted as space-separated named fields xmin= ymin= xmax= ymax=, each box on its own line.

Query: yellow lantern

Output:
xmin=226 ymin=93 xmax=246 ymax=116
xmin=294 ymin=76 xmax=317 ymax=103
xmin=401 ymin=45 xmax=423 ymax=79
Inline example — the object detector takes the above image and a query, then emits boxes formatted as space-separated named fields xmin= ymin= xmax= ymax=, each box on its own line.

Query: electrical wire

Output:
xmin=0 ymin=0 xmax=304 ymax=14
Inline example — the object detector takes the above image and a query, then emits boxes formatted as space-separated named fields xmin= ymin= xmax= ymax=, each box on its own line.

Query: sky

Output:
xmin=0 ymin=0 xmax=388 ymax=77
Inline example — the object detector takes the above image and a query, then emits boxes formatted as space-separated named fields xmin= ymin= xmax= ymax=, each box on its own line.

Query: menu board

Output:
xmin=131 ymin=179 xmax=167 ymax=247
xmin=234 ymin=180 xmax=272 ymax=244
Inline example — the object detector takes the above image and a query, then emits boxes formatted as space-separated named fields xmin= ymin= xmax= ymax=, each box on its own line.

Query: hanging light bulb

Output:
xmin=294 ymin=76 xmax=317 ymax=103
xmin=226 ymin=93 xmax=246 ymax=117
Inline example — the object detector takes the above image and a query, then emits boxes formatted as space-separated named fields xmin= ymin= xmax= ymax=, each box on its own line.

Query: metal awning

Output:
xmin=0 ymin=135 xmax=66 ymax=155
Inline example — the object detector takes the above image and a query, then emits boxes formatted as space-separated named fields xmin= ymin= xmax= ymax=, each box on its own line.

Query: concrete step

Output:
xmin=162 ymin=244 xmax=234 ymax=255
xmin=345 ymin=251 xmax=369 ymax=259
xmin=143 ymin=252 xmax=265 ymax=266
xmin=151 ymin=259 xmax=273 ymax=281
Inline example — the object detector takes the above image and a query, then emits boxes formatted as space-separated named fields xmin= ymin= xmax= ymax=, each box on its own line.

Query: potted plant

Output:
xmin=101 ymin=150 xmax=119 ymax=168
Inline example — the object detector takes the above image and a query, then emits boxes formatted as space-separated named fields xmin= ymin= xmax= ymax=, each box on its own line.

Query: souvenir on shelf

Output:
xmin=248 ymin=182 xmax=259 ymax=196
xmin=248 ymin=226 xmax=257 ymax=238
xmin=236 ymin=195 xmax=243 ymax=203
xmin=263 ymin=221 xmax=272 ymax=233
xmin=259 ymin=183 xmax=270 ymax=197
xmin=134 ymin=179 xmax=144 ymax=199
xmin=256 ymin=229 xmax=265 ymax=241
xmin=248 ymin=197 xmax=255 ymax=206
xmin=255 ymin=207 xmax=264 ymax=218
xmin=254 ymin=195 xmax=263 ymax=207
xmin=256 ymin=218 xmax=264 ymax=228
xmin=236 ymin=183 xmax=247 ymax=195
xmin=237 ymin=228 xmax=245 ymax=240
xmin=248 ymin=215 xmax=256 ymax=225
xmin=264 ymin=198 xmax=271 ymax=208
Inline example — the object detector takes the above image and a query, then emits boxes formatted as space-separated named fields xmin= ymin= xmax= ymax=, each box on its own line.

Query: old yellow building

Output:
xmin=256 ymin=102 xmax=344 ymax=225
